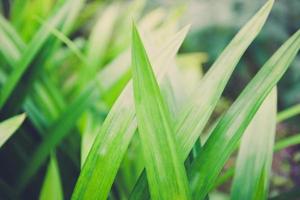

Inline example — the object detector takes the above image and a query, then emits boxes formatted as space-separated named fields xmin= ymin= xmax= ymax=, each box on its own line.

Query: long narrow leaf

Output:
xmin=39 ymin=154 xmax=64 ymax=200
xmin=175 ymin=0 xmax=274 ymax=157
xmin=231 ymin=88 xmax=277 ymax=200
xmin=0 ymin=1 xmax=71 ymax=111
xmin=17 ymin=84 xmax=97 ymax=191
xmin=274 ymin=134 xmax=300 ymax=151
xmin=214 ymin=131 xmax=300 ymax=188
xmin=131 ymin=23 xmax=191 ymax=200
xmin=189 ymin=29 xmax=300 ymax=199
xmin=71 ymin=26 xmax=189 ymax=200
xmin=0 ymin=15 xmax=26 ymax=50
xmin=130 ymin=1 xmax=274 ymax=198
xmin=277 ymin=103 xmax=300 ymax=122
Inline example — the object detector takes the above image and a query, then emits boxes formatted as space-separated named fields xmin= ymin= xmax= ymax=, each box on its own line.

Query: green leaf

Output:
xmin=214 ymin=132 xmax=300 ymax=189
xmin=274 ymin=134 xmax=300 ymax=151
xmin=0 ymin=15 xmax=25 ymax=51
xmin=130 ymin=1 xmax=274 ymax=198
xmin=76 ymin=3 xmax=120 ymax=94
xmin=16 ymin=83 xmax=97 ymax=192
xmin=0 ymin=0 xmax=71 ymax=113
xmin=39 ymin=154 xmax=64 ymax=200
xmin=71 ymin=25 xmax=189 ymax=200
xmin=107 ymin=0 xmax=146 ymax=57
xmin=0 ymin=15 xmax=23 ymax=64
xmin=175 ymin=0 xmax=274 ymax=157
xmin=86 ymin=3 xmax=119 ymax=69
xmin=0 ymin=0 xmax=85 ymax=118
xmin=231 ymin=88 xmax=277 ymax=200
xmin=34 ymin=16 xmax=86 ymax=63
xmin=161 ymin=53 xmax=206 ymax=116
xmin=131 ymin=23 xmax=191 ymax=200
xmin=189 ymin=29 xmax=300 ymax=199
xmin=277 ymin=103 xmax=300 ymax=122
xmin=80 ymin=111 xmax=103 ymax=167
xmin=0 ymin=15 xmax=67 ymax=124
xmin=0 ymin=114 xmax=25 ymax=148
xmin=0 ymin=5 xmax=85 ymax=193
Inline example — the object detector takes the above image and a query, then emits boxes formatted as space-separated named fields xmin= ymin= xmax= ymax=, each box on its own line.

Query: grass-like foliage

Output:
xmin=0 ymin=0 xmax=299 ymax=199
xmin=0 ymin=114 xmax=25 ymax=148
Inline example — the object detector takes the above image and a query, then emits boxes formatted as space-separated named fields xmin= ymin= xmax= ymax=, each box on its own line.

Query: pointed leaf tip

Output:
xmin=0 ymin=113 xmax=26 ymax=148
xmin=132 ymin=22 xmax=139 ymax=39
xmin=131 ymin=20 xmax=191 ymax=200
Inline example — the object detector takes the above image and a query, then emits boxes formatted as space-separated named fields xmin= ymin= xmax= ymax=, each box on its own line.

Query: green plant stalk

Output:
xmin=277 ymin=104 xmax=300 ymax=122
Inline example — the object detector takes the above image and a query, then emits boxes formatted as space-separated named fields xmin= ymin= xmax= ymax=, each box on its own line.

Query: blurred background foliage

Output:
xmin=0 ymin=0 xmax=299 ymax=199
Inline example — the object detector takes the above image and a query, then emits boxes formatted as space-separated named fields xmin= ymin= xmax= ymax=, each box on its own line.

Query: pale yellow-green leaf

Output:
xmin=0 ymin=114 xmax=25 ymax=148
xmin=231 ymin=88 xmax=277 ymax=200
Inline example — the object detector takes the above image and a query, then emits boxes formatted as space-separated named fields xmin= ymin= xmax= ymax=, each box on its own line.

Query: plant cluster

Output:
xmin=0 ymin=0 xmax=299 ymax=199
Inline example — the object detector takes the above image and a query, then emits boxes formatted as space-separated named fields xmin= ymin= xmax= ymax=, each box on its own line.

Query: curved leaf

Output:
xmin=71 ymin=25 xmax=190 ymax=200
xmin=130 ymin=1 xmax=274 ymax=198
xmin=189 ymin=29 xmax=300 ymax=199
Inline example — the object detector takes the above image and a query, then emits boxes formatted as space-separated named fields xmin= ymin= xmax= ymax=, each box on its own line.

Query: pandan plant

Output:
xmin=0 ymin=0 xmax=299 ymax=199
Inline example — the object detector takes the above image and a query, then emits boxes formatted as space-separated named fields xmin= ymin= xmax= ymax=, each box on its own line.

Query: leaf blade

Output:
xmin=0 ymin=1 xmax=71 ymax=113
xmin=16 ymin=84 xmax=96 ymax=192
xmin=175 ymin=0 xmax=275 ymax=159
xmin=231 ymin=88 xmax=277 ymax=200
xmin=71 ymin=25 xmax=189 ymax=200
xmin=39 ymin=154 xmax=64 ymax=200
xmin=0 ymin=114 xmax=25 ymax=148
xmin=130 ymin=1 xmax=274 ymax=198
xmin=189 ymin=29 xmax=300 ymax=199
xmin=131 ymin=23 xmax=191 ymax=200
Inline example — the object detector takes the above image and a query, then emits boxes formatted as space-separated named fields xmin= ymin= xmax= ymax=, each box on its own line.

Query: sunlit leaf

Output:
xmin=131 ymin=23 xmax=191 ymax=200
xmin=71 ymin=25 xmax=189 ymax=200
xmin=130 ymin=1 xmax=274 ymax=198
xmin=0 ymin=114 xmax=25 ymax=148
xmin=39 ymin=154 xmax=64 ymax=200
xmin=189 ymin=28 xmax=300 ymax=199
xmin=231 ymin=88 xmax=277 ymax=200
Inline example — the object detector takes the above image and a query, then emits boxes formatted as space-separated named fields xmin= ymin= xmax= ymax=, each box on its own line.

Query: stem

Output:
xmin=277 ymin=104 xmax=300 ymax=122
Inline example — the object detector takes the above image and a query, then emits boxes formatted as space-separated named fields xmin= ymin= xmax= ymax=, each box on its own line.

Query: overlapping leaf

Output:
xmin=130 ymin=1 xmax=274 ymax=198
xmin=0 ymin=1 xmax=72 ymax=111
xmin=17 ymin=83 xmax=97 ymax=191
xmin=189 ymin=29 xmax=300 ymax=199
xmin=71 ymin=25 xmax=189 ymax=200
xmin=131 ymin=23 xmax=191 ymax=200
xmin=231 ymin=88 xmax=277 ymax=200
